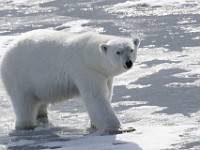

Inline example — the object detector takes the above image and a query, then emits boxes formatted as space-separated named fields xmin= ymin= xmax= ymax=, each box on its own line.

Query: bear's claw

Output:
xmin=108 ymin=127 xmax=136 ymax=135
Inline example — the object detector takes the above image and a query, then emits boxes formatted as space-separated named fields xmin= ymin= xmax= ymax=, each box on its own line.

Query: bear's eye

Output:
xmin=130 ymin=49 xmax=133 ymax=52
xmin=116 ymin=51 xmax=121 ymax=55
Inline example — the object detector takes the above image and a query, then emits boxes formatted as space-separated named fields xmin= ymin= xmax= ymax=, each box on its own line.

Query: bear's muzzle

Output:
xmin=124 ymin=60 xmax=133 ymax=69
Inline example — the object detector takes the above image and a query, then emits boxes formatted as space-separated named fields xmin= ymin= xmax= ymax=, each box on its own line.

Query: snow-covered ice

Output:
xmin=107 ymin=0 xmax=200 ymax=17
xmin=0 ymin=0 xmax=200 ymax=149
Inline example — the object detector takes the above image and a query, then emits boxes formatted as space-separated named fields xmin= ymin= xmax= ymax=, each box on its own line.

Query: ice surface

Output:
xmin=0 ymin=0 xmax=200 ymax=150
xmin=113 ymin=0 xmax=200 ymax=8
xmin=107 ymin=0 xmax=200 ymax=17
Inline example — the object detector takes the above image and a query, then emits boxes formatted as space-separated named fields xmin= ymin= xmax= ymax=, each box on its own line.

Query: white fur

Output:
xmin=1 ymin=29 xmax=140 ymax=132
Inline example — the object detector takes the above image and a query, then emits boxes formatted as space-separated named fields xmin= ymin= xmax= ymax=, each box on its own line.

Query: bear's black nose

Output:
xmin=125 ymin=60 xmax=133 ymax=69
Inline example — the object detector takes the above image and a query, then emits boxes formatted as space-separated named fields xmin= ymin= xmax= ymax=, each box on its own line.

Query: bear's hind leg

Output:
xmin=37 ymin=104 xmax=48 ymax=119
xmin=37 ymin=104 xmax=49 ymax=124
xmin=90 ymin=121 xmax=97 ymax=130
xmin=11 ymin=93 xmax=41 ymax=130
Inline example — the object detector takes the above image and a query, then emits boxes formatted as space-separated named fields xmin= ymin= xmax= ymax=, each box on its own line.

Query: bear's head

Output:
xmin=99 ymin=37 xmax=140 ymax=75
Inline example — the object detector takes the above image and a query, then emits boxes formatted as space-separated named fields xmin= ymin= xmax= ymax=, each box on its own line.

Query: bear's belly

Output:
xmin=32 ymin=80 xmax=80 ymax=103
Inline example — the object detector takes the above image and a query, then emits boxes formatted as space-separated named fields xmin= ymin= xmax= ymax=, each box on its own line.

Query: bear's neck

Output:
xmin=82 ymin=45 xmax=116 ymax=78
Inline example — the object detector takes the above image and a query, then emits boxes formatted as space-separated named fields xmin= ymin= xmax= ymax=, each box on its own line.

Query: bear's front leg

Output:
xmin=107 ymin=78 xmax=113 ymax=101
xmin=84 ymin=94 xmax=121 ymax=133
xmin=90 ymin=78 xmax=113 ymax=130
xmin=78 ymin=76 xmax=122 ymax=133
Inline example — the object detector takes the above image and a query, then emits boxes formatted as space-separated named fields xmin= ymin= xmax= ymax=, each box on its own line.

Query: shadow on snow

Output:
xmin=113 ymin=68 xmax=200 ymax=116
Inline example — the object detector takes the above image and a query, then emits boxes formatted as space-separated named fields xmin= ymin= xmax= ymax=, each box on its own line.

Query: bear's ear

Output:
xmin=133 ymin=37 xmax=140 ymax=48
xmin=99 ymin=43 xmax=108 ymax=54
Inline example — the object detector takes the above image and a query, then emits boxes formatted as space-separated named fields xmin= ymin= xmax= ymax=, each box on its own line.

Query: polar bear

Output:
xmin=1 ymin=29 xmax=140 ymax=133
